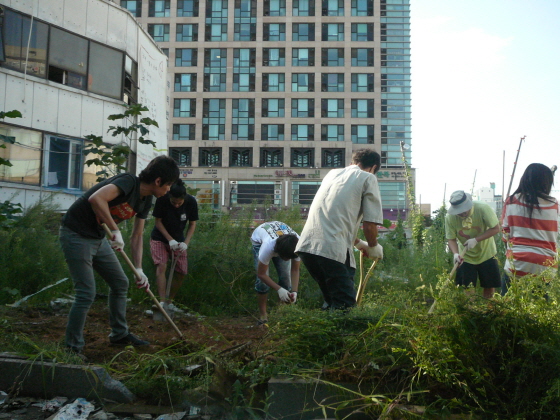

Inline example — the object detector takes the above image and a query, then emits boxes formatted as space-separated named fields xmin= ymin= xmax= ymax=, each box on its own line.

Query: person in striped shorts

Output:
xmin=501 ymin=163 xmax=559 ymax=294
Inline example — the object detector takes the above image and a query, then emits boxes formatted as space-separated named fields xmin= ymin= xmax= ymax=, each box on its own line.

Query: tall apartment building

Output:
xmin=120 ymin=0 xmax=411 ymax=217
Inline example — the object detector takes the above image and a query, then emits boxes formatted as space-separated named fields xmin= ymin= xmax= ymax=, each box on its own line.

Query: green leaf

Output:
xmin=0 ymin=134 xmax=16 ymax=144
xmin=0 ymin=158 xmax=13 ymax=167
xmin=107 ymin=113 xmax=127 ymax=121
xmin=0 ymin=110 xmax=23 ymax=119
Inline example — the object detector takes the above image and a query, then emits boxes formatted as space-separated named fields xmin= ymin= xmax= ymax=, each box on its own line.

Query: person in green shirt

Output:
xmin=445 ymin=190 xmax=501 ymax=299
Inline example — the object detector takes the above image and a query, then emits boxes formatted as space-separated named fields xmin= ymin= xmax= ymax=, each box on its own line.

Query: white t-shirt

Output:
xmin=251 ymin=221 xmax=300 ymax=265
xmin=295 ymin=165 xmax=383 ymax=268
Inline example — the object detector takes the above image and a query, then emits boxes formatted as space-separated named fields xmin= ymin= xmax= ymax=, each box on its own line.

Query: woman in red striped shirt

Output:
xmin=501 ymin=163 xmax=559 ymax=294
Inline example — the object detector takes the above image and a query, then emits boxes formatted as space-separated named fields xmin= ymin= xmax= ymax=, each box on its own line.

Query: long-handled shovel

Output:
xmin=428 ymin=247 xmax=467 ymax=314
xmin=356 ymin=252 xmax=380 ymax=306
xmin=101 ymin=223 xmax=183 ymax=338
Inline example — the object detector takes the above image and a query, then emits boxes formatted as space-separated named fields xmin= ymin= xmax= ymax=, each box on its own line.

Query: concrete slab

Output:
xmin=0 ymin=357 xmax=135 ymax=403
xmin=268 ymin=377 xmax=371 ymax=420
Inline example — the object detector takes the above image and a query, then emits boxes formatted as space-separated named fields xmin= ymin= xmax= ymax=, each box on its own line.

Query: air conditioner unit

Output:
xmin=274 ymin=190 xmax=281 ymax=194
xmin=230 ymin=181 xmax=238 ymax=184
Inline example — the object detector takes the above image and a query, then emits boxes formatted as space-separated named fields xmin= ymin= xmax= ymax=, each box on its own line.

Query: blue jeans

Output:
xmin=252 ymin=244 xmax=291 ymax=294
xmin=59 ymin=226 xmax=130 ymax=350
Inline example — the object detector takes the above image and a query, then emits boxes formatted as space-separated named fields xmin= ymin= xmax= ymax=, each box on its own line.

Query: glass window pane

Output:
xmin=88 ymin=43 xmax=124 ymax=99
xmin=49 ymin=27 xmax=88 ymax=75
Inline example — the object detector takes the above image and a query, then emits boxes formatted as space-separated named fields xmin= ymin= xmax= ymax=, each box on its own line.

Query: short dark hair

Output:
xmin=170 ymin=179 xmax=187 ymax=199
xmin=274 ymin=234 xmax=299 ymax=260
xmin=138 ymin=155 xmax=179 ymax=185
xmin=352 ymin=149 xmax=381 ymax=171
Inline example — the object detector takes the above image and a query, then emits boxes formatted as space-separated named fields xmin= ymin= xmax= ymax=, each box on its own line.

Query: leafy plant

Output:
xmin=84 ymin=104 xmax=159 ymax=182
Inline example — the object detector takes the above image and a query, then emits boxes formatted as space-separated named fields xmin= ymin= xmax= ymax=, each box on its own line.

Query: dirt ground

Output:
xmin=2 ymin=300 xmax=267 ymax=365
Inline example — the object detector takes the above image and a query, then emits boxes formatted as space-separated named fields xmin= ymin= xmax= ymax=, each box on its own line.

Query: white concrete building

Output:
xmin=0 ymin=0 xmax=168 ymax=211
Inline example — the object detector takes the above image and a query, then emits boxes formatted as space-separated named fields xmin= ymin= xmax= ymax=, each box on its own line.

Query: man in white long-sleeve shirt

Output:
xmin=295 ymin=149 xmax=384 ymax=310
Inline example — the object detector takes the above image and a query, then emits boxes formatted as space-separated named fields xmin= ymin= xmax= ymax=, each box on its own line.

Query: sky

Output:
xmin=410 ymin=0 xmax=560 ymax=212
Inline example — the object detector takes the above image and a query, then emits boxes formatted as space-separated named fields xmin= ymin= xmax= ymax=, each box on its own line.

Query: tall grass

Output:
xmin=4 ymin=203 xmax=560 ymax=418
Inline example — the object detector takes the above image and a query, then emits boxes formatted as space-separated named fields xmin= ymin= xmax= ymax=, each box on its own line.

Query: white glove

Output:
xmin=366 ymin=243 xmax=384 ymax=259
xmin=464 ymin=238 xmax=478 ymax=250
xmin=168 ymin=239 xmax=180 ymax=251
xmin=110 ymin=230 xmax=124 ymax=251
xmin=453 ymin=253 xmax=464 ymax=266
xmin=134 ymin=268 xmax=150 ymax=290
xmin=277 ymin=287 xmax=291 ymax=303
xmin=354 ymin=239 xmax=368 ymax=251
xmin=178 ymin=242 xmax=188 ymax=252
xmin=289 ymin=292 xmax=298 ymax=304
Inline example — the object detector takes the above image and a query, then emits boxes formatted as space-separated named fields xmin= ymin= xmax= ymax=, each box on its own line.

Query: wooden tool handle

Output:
xmin=101 ymin=223 xmax=184 ymax=338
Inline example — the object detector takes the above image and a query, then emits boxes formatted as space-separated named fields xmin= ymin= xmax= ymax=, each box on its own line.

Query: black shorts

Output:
xmin=455 ymin=256 xmax=501 ymax=289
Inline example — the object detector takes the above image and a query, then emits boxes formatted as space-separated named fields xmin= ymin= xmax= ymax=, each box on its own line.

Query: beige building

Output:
xmin=118 ymin=0 xmax=411 ymax=217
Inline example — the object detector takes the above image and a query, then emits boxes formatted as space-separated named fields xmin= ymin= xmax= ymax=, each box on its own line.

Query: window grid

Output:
xmin=261 ymin=124 xmax=285 ymax=141
xmin=321 ymin=125 xmax=344 ymax=141
xmin=263 ymin=73 xmax=285 ymax=91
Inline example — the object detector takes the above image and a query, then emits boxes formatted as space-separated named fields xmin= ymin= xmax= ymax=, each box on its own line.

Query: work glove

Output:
xmin=178 ymin=242 xmax=188 ymax=252
xmin=277 ymin=287 xmax=291 ymax=303
xmin=464 ymin=238 xmax=478 ymax=250
xmin=134 ymin=268 xmax=150 ymax=290
xmin=453 ymin=253 xmax=464 ymax=266
xmin=289 ymin=292 xmax=298 ymax=304
xmin=110 ymin=230 xmax=124 ymax=252
xmin=168 ymin=239 xmax=180 ymax=251
xmin=366 ymin=243 xmax=384 ymax=259
xmin=354 ymin=239 xmax=368 ymax=251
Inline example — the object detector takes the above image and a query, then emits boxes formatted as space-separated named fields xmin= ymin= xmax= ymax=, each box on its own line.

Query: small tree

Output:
xmin=84 ymin=104 xmax=158 ymax=182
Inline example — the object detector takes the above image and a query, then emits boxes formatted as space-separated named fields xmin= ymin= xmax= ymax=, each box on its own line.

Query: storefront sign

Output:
xmin=377 ymin=171 xmax=407 ymax=181
xmin=274 ymin=170 xmax=306 ymax=178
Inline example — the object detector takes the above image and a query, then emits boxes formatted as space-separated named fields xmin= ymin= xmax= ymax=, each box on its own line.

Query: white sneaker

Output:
xmin=167 ymin=303 xmax=184 ymax=314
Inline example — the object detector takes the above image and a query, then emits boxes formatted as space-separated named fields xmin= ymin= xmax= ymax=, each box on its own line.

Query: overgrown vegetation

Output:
xmin=1 ymin=202 xmax=559 ymax=419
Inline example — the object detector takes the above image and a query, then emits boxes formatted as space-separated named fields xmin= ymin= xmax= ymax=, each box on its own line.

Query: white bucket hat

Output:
xmin=448 ymin=190 xmax=473 ymax=215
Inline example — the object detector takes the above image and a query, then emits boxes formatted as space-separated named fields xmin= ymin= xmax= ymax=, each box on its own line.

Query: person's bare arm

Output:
xmin=155 ymin=218 xmax=175 ymax=242
xmin=184 ymin=221 xmax=197 ymax=246
xmin=257 ymin=262 xmax=279 ymax=291
xmin=362 ymin=221 xmax=380 ymax=247
xmin=130 ymin=217 xmax=145 ymax=268
xmin=88 ymin=184 xmax=122 ymax=231
xmin=475 ymin=224 xmax=500 ymax=242
xmin=448 ymin=238 xmax=459 ymax=255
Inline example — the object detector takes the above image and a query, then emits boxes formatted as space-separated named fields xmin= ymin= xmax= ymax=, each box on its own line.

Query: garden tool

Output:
xmin=356 ymin=252 xmax=379 ymax=306
xmin=154 ymin=250 xmax=179 ymax=323
xmin=101 ymin=223 xmax=184 ymax=338
xmin=428 ymin=247 xmax=467 ymax=314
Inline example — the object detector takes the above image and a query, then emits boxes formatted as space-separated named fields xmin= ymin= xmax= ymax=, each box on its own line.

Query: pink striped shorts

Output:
xmin=150 ymin=239 xmax=188 ymax=275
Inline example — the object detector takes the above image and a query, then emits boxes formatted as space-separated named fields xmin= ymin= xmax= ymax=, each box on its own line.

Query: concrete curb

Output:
xmin=0 ymin=356 xmax=135 ymax=403
xmin=268 ymin=377 xmax=370 ymax=420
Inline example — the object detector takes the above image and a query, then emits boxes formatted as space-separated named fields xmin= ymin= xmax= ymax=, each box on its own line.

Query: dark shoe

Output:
xmin=66 ymin=346 xmax=88 ymax=362
xmin=110 ymin=333 xmax=150 ymax=346
xmin=256 ymin=319 xmax=268 ymax=327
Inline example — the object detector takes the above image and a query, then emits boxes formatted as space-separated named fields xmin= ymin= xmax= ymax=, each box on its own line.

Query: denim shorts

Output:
xmin=252 ymin=244 xmax=292 ymax=294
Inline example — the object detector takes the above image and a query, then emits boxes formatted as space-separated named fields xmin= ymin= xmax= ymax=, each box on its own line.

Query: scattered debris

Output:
xmin=155 ymin=412 xmax=186 ymax=420
xmin=51 ymin=398 xmax=94 ymax=420
xmin=50 ymin=298 xmax=75 ymax=310
xmin=7 ymin=278 xmax=69 ymax=308
xmin=32 ymin=396 xmax=67 ymax=413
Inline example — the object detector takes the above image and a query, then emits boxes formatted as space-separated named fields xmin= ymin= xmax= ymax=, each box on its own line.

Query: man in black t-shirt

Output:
xmin=59 ymin=156 xmax=179 ymax=356
xmin=149 ymin=180 xmax=198 ymax=313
